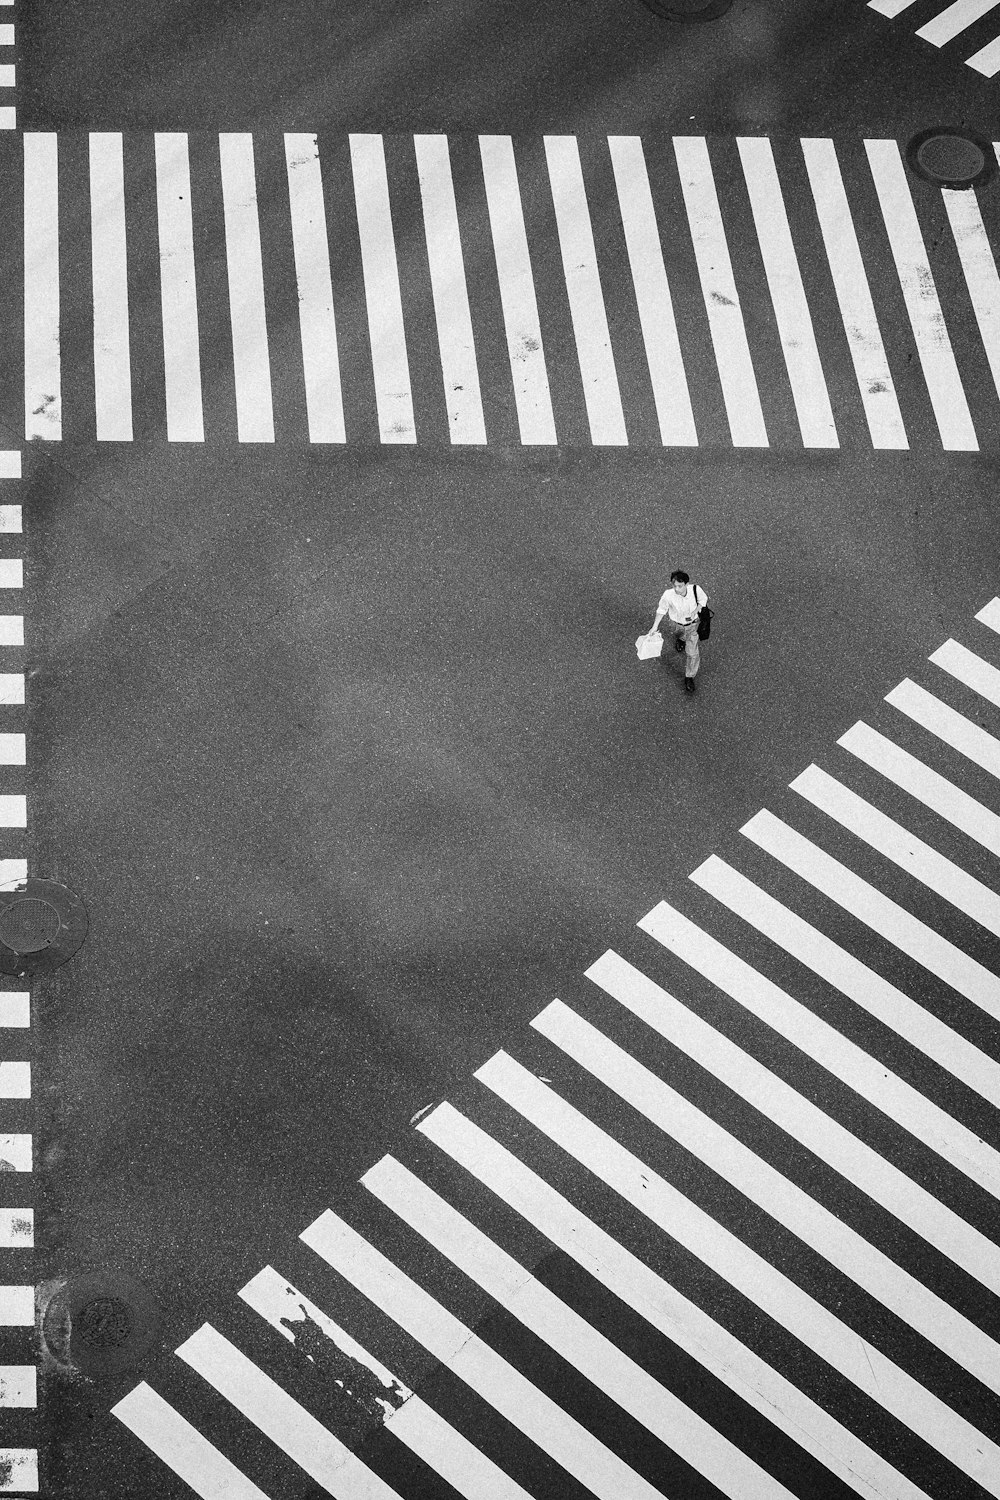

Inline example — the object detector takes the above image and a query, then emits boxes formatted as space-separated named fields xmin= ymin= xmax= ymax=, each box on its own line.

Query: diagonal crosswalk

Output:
xmin=110 ymin=593 xmax=1000 ymax=1500
xmin=20 ymin=130 xmax=1000 ymax=449
xmin=868 ymin=0 xmax=1000 ymax=79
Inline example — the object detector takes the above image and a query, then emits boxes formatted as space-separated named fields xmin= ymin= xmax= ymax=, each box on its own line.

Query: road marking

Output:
xmin=177 ymin=1322 xmax=400 ymax=1497
xmin=0 ymin=1289 xmax=32 ymax=1327
xmin=674 ymin=136 xmax=768 ymax=447
xmin=0 ymin=619 xmax=22 ymax=647
xmin=692 ymin=853 xmax=1000 ymax=1105
xmin=916 ymin=0 xmax=1000 ymax=44
xmin=800 ymin=137 xmax=908 ymax=449
xmin=89 ymin=133 xmax=133 ymax=441
xmin=607 ymin=136 xmax=697 ymax=445
xmin=112 ymin=1383 xmax=271 ymax=1500
xmin=365 ymin=1152 xmax=800 ymax=1500
xmin=743 ymin=808 xmax=1000 ymax=1025
xmin=0 ymin=996 xmax=28 ymax=1027
xmin=865 ymin=140 xmax=977 ymax=451
xmin=0 ymin=510 xmax=20 ymax=534
xmin=544 ymin=135 xmax=627 ymax=445
xmin=0 ymin=1137 xmax=30 ymax=1172
xmin=532 ymin=998 xmax=1000 ymax=1399
xmin=887 ymin=677 xmax=1000 ymax=777
xmin=0 ymin=457 xmax=19 ymax=479
xmin=0 ymin=563 xmax=22 ymax=588
xmin=301 ymin=1209 xmax=667 ymax=1500
xmin=479 ymin=135 xmax=557 ymax=445
xmin=350 ymin=133 xmax=416 ymax=445
xmin=284 ymin=134 xmax=345 ymax=445
xmin=737 ymin=136 xmax=837 ymax=448
xmin=419 ymin=1100 xmax=934 ymax=1500
xmin=23 ymin=133 xmax=61 ymax=441
xmin=0 ymin=1211 xmax=30 ymax=1248
xmin=978 ymin=595 xmax=1000 ymax=632
xmin=0 ymin=677 xmax=23 ymax=706
xmin=944 ymin=188 xmax=1000 ymax=406
xmin=414 ymin=134 xmax=486 ymax=445
xmin=587 ymin=947 xmax=1000 ymax=1293
xmin=154 ymin=133 xmax=205 ymax=443
xmin=0 ymin=1064 xmax=28 ymax=1099
xmin=868 ymin=0 xmax=922 ymax=14
xmin=0 ymin=1451 xmax=36 ymax=1493
xmin=930 ymin=636 xmax=1000 ymax=707
xmin=967 ymin=29 xmax=1000 ymax=71
xmin=0 ymin=797 xmax=25 ymax=829
xmin=476 ymin=1051 xmax=1000 ymax=1497
xmin=0 ymin=1369 xmax=35 ymax=1408
xmin=218 ymin=134 xmax=274 ymax=443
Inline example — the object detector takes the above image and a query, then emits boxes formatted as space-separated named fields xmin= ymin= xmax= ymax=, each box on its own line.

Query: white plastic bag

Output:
xmin=636 ymin=630 xmax=663 ymax=661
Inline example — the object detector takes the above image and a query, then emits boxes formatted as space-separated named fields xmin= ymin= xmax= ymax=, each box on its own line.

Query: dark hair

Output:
xmin=670 ymin=569 xmax=690 ymax=584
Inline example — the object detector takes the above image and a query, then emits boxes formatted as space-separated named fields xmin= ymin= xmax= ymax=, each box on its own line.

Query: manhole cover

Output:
xmin=639 ymin=0 xmax=733 ymax=18
xmin=76 ymin=1297 xmax=134 ymax=1350
xmin=906 ymin=127 xmax=993 ymax=188
xmin=40 ymin=1271 xmax=160 ymax=1377
xmin=0 ymin=898 xmax=61 ymax=953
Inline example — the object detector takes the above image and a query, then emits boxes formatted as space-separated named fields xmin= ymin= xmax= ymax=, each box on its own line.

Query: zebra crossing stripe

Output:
xmin=414 ymin=134 xmax=486 ymax=446
xmin=674 ymin=136 xmax=768 ymax=447
xmin=177 ymin=1322 xmax=400 ymax=1498
xmin=943 ymin=188 xmax=1000 ymax=408
xmin=544 ymin=136 xmax=627 ymax=446
xmin=350 ymin=134 xmax=416 ymax=445
xmin=419 ymin=1100 xmax=935 ymax=1500
xmin=800 ymin=137 xmax=908 ymax=450
xmin=112 ymin=1383 xmax=270 ymax=1500
xmin=736 ymin=136 xmax=838 ymax=448
xmin=240 ymin=1265 xmax=536 ymax=1500
xmin=363 ymin=1152 xmax=800 ymax=1500
xmin=930 ymin=637 xmax=1000 ymax=707
xmin=865 ymin=140 xmax=977 ymax=452
xmin=89 ymin=133 xmax=133 ymax=441
xmin=867 ymin=0 xmax=921 ymax=13
xmin=977 ymin=595 xmax=1000 ymax=632
xmin=967 ymin=30 xmax=1000 ymax=72
xmin=587 ymin=947 xmax=1000 ymax=1293
xmin=0 ymin=1208 xmax=29 ymax=1246
xmin=475 ymin=1050 xmax=1000 ymax=1497
xmin=691 ymin=853 xmax=1000 ymax=1105
xmin=887 ymin=677 xmax=1000 ymax=778
xmin=0 ymin=1450 xmax=36 ymax=1493
xmin=219 ymin=134 xmax=275 ymax=443
xmin=284 ymin=134 xmax=345 ymax=445
xmin=155 ymin=134 xmax=205 ymax=443
xmin=531 ymin=998 xmax=1000 ymax=1400
xmin=607 ymin=136 xmax=697 ymax=446
xmin=916 ymin=0 xmax=1000 ymax=45
xmin=639 ymin=896 xmax=1000 ymax=1198
xmin=0 ymin=1368 xmax=35 ymax=1406
xmin=301 ymin=1209 xmax=668 ymax=1500
xmin=23 ymin=133 xmax=61 ymax=441
xmin=479 ymin=135 xmax=557 ymax=445
xmin=791 ymin=761 xmax=1000 ymax=937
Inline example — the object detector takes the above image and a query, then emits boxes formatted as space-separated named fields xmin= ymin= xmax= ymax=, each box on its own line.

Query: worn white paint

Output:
xmin=112 ymin=1383 xmax=269 ymax=1500
xmin=284 ymin=134 xmax=345 ymax=444
xmin=944 ymin=189 xmax=1000 ymax=405
xmin=0 ymin=1210 xmax=31 ymax=1248
xmin=0 ymin=510 xmax=20 ymax=535
xmin=24 ymin=133 xmax=61 ymax=441
xmin=90 ymin=134 xmax=133 ymax=440
xmin=219 ymin=134 xmax=274 ymax=443
xmin=0 ymin=1137 xmax=30 ymax=1172
xmin=350 ymin=133 xmax=415 ymax=444
xmin=154 ymin=133 xmax=205 ymax=443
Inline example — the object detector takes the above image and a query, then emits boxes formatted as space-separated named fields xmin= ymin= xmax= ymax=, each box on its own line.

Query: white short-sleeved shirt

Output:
xmin=657 ymin=583 xmax=707 ymax=625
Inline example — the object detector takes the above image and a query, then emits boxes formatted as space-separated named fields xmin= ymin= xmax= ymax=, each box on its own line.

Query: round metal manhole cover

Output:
xmin=0 ymin=898 xmax=61 ymax=953
xmin=75 ymin=1297 xmax=135 ymax=1350
xmin=40 ymin=1271 xmax=161 ymax=1377
xmin=906 ymin=127 xmax=993 ymax=188
xmin=639 ymin=0 xmax=733 ymax=19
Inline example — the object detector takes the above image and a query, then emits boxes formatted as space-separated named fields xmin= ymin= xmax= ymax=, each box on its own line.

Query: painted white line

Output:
xmin=737 ymin=137 xmax=837 ymax=448
xmin=479 ymin=136 xmax=557 ymax=445
xmin=533 ymin=998 xmax=1000 ymax=1399
xmin=366 ymin=1153 xmax=798 ymax=1500
xmin=241 ymin=1264 xmax=538 ymax=1500
xmin=944 ymin=189 xmax=1000 ymax=404
xmin=420 ymin=1101 xmax=934 ymax=1500
xmin=692 ymin=855 xmax=1000 ymax=1106
xmin=0 ymin=67 xmax=13 ymax=88
xmin=0 ymin=1064 xmax=28 ymax=1099
xmin=0 ymin=509 xmax=20 ymax=534
xmin=0 ymin=456 xmax=19 ymax=480
xmin=544 ymin=136 xmax=627 ymax=445
xmin=639 ymin=895 xmax=1000 ymax=1198
xmin=868 ymin=0 xmax=921 ymax=13
xmin=477 ymin=1051 xmax=1000 ymax=1497
xmin=177 ymin=1322 xmax=400 ymax=1498
xmin=587 ymin=948 xmax=1000 ymax=1295
xmin=24 ymin=133 xmax=61 ymax=441
xmin=888 ymin=677 xmax=1000 ymax=777
xmin=792 ymin=761 xmax=1000 ymax=937
xmin=0 ymin=1211 xmax=31 ymax=1248
xmin=0 ymin=1369 xmax=35 ymax=1407
xmin=112 ymin=1383 xmax=270 ymax=1500
xmin=0 ymin=24 xmax=13 ymax=39
xmin=0 ymin=618 xmax=23 ymax=646
xmin=301 ymin=1210 xmax=666 ymax=1500
xmin=840 ymin=719 xmax=1000 ymax=856
xmin=0 ymin=562 xmax=22 ymax=588
xmin=90 ymin=134 xmax=133 ymax=441
xmin=0 ymin=677 xmax=23 ymax=706
xmin=219 ymin=134 xmax=274 ymax=443
xmin=607 ymin=136 xmax=697 ymax=446
xmin=674 ymin=136 xmax=767 ymax=447
xmin=154 ymin=133 xmax=205 ymax=443
xmin=0 ymin=995 xmax=28 ymax=1027
xmin=800 ymin=138 xmax=907 ymax=449
xmin=0 ymin=109 xmax=15 ymax=132
xmin=0 ymin=1137 xmax=30 ymax=1172
xmin=0 ymin=861 xmax=27 ymax=887
xmin=413 ymin=134 xmax=486 ymax=446
xmin=0 ymin=1450 xmax=37 ymax=1494
xmin=931 ymin=636 xmax=1000 ymax=707
xmin=977 ymin=596 xmax=1000 ymax=632
xmin=742 ymin=808 xmax=1000 ymax=1024
xmin=917 ymin=0 xmax=1000 ymax=44
xmin=966 ymin=32 xmax=1000 ymax=73
xmin=0 ymin=1288 xmax=33 ymax=1326
xmin=0 ymin=796 xmax=26 ymax=828
xmin=284 ymin=134 xmax=345 ymax=445
xmin=349 ymin=133 xmax=415 ymax=445
xmin=0 ymin=736 xmax=25 ymax=767
xmin=865 ymin=140 xmax=976 ymax=450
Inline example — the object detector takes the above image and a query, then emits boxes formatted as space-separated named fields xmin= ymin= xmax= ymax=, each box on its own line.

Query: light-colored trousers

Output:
xmin=671 ymin=619 xmax=700 ymax=678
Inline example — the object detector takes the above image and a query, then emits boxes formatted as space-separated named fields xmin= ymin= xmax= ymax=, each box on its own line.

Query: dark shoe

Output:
xmin=674 ymin=638 xmax=685 ymax=653
xmin=684 ymin=677 xmax=696 ymax=693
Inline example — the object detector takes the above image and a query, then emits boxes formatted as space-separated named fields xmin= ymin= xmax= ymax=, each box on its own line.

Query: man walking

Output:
xmin=650 ymin=570 xmax=708 ymax=693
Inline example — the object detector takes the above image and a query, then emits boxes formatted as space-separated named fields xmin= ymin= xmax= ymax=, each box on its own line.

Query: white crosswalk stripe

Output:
xmin=869 ymin=0 xmax=1000 ymax=77
xmin=116 ymin=595 xmax=1000 ymax=1500
xmin=23 ymin=130 xmax=1000 ymax=448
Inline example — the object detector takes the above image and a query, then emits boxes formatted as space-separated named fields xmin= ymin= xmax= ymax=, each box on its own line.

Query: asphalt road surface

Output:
xmin=3 ymin=1 xmax=1000 ymax=1497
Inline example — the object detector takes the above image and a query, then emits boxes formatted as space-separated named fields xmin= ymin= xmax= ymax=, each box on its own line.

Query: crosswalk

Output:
xmin=20 ymin=131 xmax=1000 ymax=449
xmin=868 ymin=0 xmax=1000 ymax=80
xmin=111 ymin=594 xmax=1000 ymax=1500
